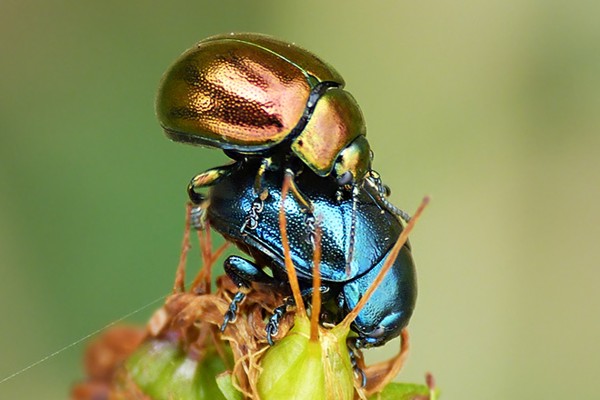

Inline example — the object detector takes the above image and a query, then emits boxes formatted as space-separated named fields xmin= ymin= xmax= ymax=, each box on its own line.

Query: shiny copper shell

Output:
xmin=156 ymin=33 xmax=344 ymax=151
xmin=202 ymin=33 xmax=345 ymax=85
xmin=291 ymin=88 xmax=366 ymax=176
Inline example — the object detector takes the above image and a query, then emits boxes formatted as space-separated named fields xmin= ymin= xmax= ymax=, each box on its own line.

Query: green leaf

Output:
xmin=368 ymin=382 xmax=439 ymax=400
xmin=215 ymin=372 xmax=243 ymax=400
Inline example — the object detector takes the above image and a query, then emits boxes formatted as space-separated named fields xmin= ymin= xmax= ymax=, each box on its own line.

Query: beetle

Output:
xmin=156 ymin=33 xmax=405 ymax=222
xmin=192 ymin=158 xmax=417 ymax=348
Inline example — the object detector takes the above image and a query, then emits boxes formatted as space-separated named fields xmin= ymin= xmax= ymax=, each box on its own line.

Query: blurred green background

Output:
xmin=1 ymin=1 xmax=599 ymax=398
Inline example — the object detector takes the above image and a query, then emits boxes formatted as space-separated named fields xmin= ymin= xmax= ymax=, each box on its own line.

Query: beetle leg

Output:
xmin=303 ymin=213 xmax=316 ymax=246
xmin=188 ymin=162 xmax=238 ymax=204
xmin=348 ymin=345 xmax=367 ymax=388
xmin=221 ymin=291 xmax=246 ymax=330
xmin=224 ymin=255 xmax=275 ymax=286
xmin=240 ymin=191 xmax=269 ymax=234
xmin=238 ymin=158 xmax=274 ymax=233
xmin=253 ymin=157 xmax=273 ymax=195
xmin=265 ymin=297 xmax=295 ymax=345
xmin=221 ymin=256 xmax=277 ymax=332
xmin=265 ymin=285 xmax=330 ymax=345
xmin=284 ymin=168 xmax=314 ymax=213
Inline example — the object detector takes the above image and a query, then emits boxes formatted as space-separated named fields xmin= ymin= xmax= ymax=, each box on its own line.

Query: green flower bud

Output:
xmin=124 ymin=339 xmax=231 ymax=400
xmin=257 ymin=316 xmax=355 ymax=400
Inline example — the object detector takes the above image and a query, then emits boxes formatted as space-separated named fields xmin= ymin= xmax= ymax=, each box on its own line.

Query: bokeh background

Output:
xmin=1 ymin=1 xmax=599 ymax=398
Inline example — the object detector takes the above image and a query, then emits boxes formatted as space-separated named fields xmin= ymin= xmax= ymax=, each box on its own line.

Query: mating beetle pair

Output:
xmin=156 ymin=33 xmax=417 ymax=348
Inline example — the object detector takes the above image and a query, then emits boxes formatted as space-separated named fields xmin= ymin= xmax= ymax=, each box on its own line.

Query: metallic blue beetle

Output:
xmin=192 ymin=159 xmax=417 ymax=348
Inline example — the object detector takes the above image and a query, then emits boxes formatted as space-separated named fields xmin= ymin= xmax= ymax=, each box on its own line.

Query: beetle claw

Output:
xmin=265 ymin=302 xmax=289 ymax=345
xmin=220 ymin=311 xmax=234 ymax=332
xmin=266 ymin=323 xmax=277 ymax=346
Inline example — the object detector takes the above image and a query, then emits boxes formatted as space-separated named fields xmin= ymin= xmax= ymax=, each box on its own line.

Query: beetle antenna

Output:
xmin=362 ymin=185 xmax=385 ymax=214
xmin=310 ymin=217 xmax=323 ymax=342
xmin=345 ymin=186 xmax=359 ymax=276
xmin=364 ymin=174 xmax=412 ymax=223
xmin=279 ymin=173 xmax=306 ymax=317
xmin=340 ymin=196 xmax=430 ymax=329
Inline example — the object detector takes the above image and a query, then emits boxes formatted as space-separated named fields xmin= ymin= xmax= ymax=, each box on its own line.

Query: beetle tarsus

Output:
xmin=266 ymin=286 xmax=331 ymax=345
xmin=240 ymin=196 xmax=265 ymax=233
xmin=348 ymin=347 xmax=367 ymax=387
xmin=266 ymin=307 xmax=285 ymax=345
xmin=304 ymin=213 xmax=316 ymax=245
xmin=266 ymin=295 xmax=297 ymax=345
xmin=221 ymin=291 xmax=246 ymax=331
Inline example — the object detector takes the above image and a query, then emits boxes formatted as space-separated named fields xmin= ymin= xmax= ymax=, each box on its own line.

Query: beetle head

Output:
xmin=353 ymin=312 xmax=402 ymax=348
xmin=334 ymin=136 xmax=372 ymax=187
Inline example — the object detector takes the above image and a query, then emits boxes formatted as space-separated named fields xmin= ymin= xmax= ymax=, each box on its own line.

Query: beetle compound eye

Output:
xmin=370 ymin=325 xmax=386 ymax=339
xmin=337 ymin=171 xmax=354 ymax=186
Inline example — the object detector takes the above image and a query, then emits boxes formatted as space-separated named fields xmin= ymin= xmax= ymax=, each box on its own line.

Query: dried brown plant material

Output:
xmin=72 ymin=197 xmax=434 ymax=400
xmin=71 ymin=325 xmax=146 ymax=400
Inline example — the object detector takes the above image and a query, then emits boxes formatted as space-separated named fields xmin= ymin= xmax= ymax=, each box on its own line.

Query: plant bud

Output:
xmin=124 ymin=339 xmax=230 ymax=400
xmin=257 ymin=316 xmax=355 ymax=400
